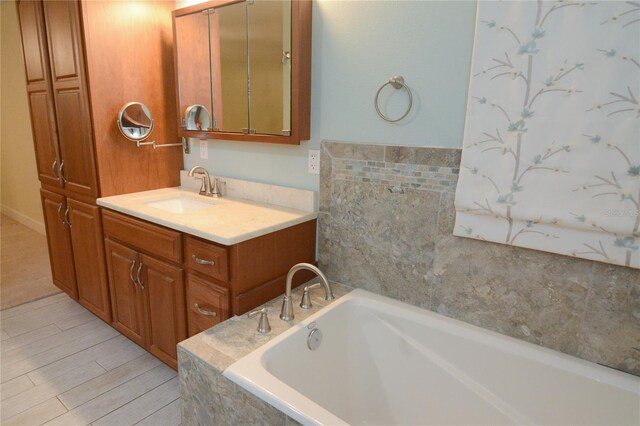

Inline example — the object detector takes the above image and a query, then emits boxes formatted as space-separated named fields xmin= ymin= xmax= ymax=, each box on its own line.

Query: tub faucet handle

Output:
xmin=247 ymin=308 xmax=271 ymax=335
xmin=299 ymin=282 xmax=322 ymax=309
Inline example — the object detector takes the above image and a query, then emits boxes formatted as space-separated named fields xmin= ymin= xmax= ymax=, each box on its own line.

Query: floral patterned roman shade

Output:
xmin=454 ymin=1 xmax=640 ymax=269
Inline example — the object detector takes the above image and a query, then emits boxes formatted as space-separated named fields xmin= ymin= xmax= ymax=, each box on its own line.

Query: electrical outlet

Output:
xmin=199 ymin=140 xmax=208 ymax=159
xmin=308 ymin=150 xmax=320 ymax=174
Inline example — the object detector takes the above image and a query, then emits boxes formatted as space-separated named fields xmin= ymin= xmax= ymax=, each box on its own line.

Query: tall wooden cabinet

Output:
xmin=16 ymin=1 xmax=182 ymax=325
xmin=18 ymin=0 xmax=64 ymax=188
xmin=18 ymin=0 xmax=103 ymax=321
xmin=43 ymin=0 xmax=99 ymax=199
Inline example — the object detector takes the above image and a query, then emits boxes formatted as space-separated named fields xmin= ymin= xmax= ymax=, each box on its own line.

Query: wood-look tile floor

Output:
xmin=0 ymin=293 xmax=181 ymax=425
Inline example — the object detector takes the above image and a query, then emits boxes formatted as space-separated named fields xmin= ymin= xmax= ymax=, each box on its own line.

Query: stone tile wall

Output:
xmin=179 ymin=348 xmax=301 ymax=426
xmin=319 ymin=140 xmax=640 ymax=376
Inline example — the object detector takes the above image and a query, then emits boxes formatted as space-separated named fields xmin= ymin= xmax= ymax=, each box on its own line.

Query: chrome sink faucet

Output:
xmin=187 ymin=166 xmax=222 ymax=197
xmin=280 ymin=263 xmax=334 ymax=321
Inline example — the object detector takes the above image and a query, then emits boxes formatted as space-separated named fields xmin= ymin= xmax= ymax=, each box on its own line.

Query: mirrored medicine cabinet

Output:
xmin=172 ymin=0 xmax=311 ymax=145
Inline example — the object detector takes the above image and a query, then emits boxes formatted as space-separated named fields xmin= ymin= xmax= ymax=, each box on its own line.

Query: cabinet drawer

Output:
xmin=185 ymin=236 xmax=229 ymax=282
xmin=102 ymin=210 xmax=182 ymax=263
xmin=186 ymin=273 xmax=229 ymax=336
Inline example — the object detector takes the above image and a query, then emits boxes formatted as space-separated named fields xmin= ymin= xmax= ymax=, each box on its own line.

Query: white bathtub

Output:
xmin=224 ymin=289 xmax=640 ymax=425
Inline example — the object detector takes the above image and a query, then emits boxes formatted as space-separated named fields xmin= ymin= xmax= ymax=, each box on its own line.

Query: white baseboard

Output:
xmin=1 ymin=205 xmax=46 ymax=235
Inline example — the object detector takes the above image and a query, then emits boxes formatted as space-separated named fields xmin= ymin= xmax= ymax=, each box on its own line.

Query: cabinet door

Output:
xmin=140 ymin=254 xmax=186 ymax=368
xmin=186 ymin=273 xmax=229 ymax=337
xmin=42 ymin=0 xmax=98 ymax=198
xmin=174 ymin=10 xmax=214 ymax=130
xmin=247 ymin=0 xmax=290 ymax=136
xmin=68 ymin=200 xmax=111 ymax=322
xmin=210 ymin=2 xmax=248 ymax=134
xmin=104 ymin=239 xmax=146 ymax=347
xmin=16 ymin=0 xmax=62 ymax=188
xmin=40 ymin=189 xmax=77 ymax=298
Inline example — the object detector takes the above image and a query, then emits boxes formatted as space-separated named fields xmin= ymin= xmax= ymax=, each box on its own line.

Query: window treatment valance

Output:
xmin=454 ymin=1 xmax=640 ymax=269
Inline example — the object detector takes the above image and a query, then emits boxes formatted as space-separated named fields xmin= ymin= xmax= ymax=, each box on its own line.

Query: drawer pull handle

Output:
xmin=192 ymin=254 xmax=215 ymax=266
xmin=136 ymin=262 xmax=144 ymax=289
xmin=59 ymin=160 xmax=67 ymax=184
xmin=129 ymin=260 xmax=137 ymax=288
xmin=195 ymin=304 xmax=217 ymax=317
xmin=57 ymin=203 xmax=66 ymax=225
xmin=64 ymin=207 xmax=71 ymax=228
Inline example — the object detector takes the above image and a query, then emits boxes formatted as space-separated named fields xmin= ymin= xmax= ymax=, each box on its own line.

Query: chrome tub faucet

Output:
xmin=280 ymin=263 xmax=334 ymax=321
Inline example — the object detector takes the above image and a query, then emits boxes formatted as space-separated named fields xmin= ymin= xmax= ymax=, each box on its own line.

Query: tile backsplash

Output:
xmin=318 ymin=140 xmax=640 ymax=376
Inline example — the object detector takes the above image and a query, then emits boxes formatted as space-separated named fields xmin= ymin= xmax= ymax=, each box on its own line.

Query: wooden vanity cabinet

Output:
xmin=101 ymin=209 xmax=317 ymax=365
xmin=103 ymin=210 xmax=187 ymax=368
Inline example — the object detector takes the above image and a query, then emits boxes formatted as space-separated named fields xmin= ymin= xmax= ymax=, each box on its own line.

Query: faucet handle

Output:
xmin=211 ymin=178 xmax=224 ymax=198
xmin=191 ymin=172 xmax=208 ymax=195
xmin=247 ymin=308 xmax=271 ymax=335
xmin=299 ymin=282 xmax=322 ymax=309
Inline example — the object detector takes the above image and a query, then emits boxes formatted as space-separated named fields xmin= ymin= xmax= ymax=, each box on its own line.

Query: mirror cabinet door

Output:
xmin=175 ymin=10 xmax=214 ymax=131
xmin=173 ymin=0 xmax=306 ymax=141
xmin=212 ymin=2 xmax=248 ymax=134
xmin=248 ymin=0 xmax=291 ymax=136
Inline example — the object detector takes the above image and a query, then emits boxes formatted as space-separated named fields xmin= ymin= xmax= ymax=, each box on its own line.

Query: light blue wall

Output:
xmin=183 ymin=0 xmax=477 ymax=192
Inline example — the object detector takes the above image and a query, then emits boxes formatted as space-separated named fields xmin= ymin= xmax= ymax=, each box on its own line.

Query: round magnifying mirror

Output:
xmin=184 ymin=104 xmax=212 ymax=131
xmin=117 ymin=102 xmax=153 ymax=141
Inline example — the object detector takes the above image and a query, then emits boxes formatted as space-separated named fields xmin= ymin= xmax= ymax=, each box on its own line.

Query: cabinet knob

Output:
xmin=192 ymin=254 xmax=215 ymax=266
xmin=194 ymin=303 xmax=217 ymax=317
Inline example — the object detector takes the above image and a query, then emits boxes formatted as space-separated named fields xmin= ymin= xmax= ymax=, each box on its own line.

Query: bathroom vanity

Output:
xmin=98 ymin=179 xmax=318 ymax=368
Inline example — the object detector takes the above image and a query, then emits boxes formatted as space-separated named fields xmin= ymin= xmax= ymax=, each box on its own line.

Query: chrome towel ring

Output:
xmin=374 ymin=75 xmax=413 ymax=123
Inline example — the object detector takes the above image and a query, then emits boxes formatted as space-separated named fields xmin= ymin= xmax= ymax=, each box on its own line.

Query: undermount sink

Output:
xmin=145 ymin=196 xmax=214 ymax=213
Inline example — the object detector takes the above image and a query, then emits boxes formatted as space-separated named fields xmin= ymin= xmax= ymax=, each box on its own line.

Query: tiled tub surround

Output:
xmin=178 ymin=283 xmax=351 ymax=425
xmin=319 ymin=141 xmax=640 ymax=376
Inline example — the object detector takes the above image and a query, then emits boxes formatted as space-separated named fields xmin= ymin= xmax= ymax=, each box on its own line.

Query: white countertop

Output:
xmin=97 ymin=187 xmax=317 ymax=246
